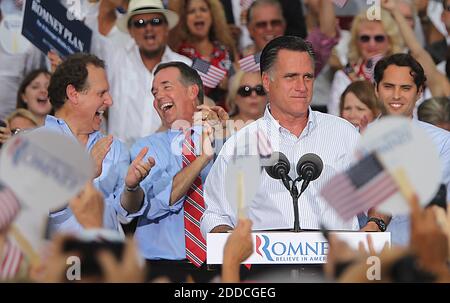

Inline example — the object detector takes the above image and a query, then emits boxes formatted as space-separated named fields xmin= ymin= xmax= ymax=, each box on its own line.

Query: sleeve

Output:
xmin=328 ymin=70 xmax=351 ymax=116
xmin=200 ymin=153 xmax=237 ymax=238
xmin=133 ymin=138 xmax=185 ymax=220
xmin=306 ymin=26 xmax=340 ymax=75
xmin=440 ymin=136 xmax=450 ymax=200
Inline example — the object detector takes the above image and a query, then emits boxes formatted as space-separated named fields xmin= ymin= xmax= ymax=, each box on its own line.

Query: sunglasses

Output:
xmin=237 ymin=85 xmax=266 ymax=97
xmin=131 ymin=17 xmax=166 ymax=29
xmin=358 ymin=35 xmax=386 ymax=43
xmin=254 ymin=19 xmax=283 ymax=30
xmin=11 ymin=128 xmax=26 ymax=136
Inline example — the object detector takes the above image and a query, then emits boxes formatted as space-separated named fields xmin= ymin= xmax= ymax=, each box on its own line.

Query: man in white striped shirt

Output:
xmin=201 ymin=36 xmax=360 ymax=235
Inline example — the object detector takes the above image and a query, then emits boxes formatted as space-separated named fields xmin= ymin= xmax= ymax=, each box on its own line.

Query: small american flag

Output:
xmin=365 ymin=54 xmax=384 ymax=82
xmin=0 ymin=240 xmax=24 ymax=281
xmin=191 ymin=58 xmax=227 ymax=88
xmin=320 ymin=153 xmax=398 ymax=221
xmin=240 ymin=0 xmax=254 ymax=10
xmin=332 ymin=0 xmax=348 ymax=8
xmin=238 ymin=52 xmax=261 ymax=73
xmin=0 ymin=184 xmax=20 ymax=231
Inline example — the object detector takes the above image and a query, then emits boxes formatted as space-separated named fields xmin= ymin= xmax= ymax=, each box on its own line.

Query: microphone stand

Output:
xmin=290 ymin=177 xmax=312 ymax=232
xmin=290 ymin=179 xmax=301 ymax=232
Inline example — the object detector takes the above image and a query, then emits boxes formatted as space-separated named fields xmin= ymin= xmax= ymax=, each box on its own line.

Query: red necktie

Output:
xmin=182 ymin=130 xmax=207 ymax=267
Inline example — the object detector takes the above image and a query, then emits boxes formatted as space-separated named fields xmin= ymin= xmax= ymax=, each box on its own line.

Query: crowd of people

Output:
xmin=0 ymin=0 xmax=449 ymax=283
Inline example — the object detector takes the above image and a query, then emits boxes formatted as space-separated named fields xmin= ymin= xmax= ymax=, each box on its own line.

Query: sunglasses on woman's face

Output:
xmin=237 ymin=85 xmax=266 ymax=97
xmin=358 ymin=34 xmax=386 ymax=43
xmin=131 ymin=17 xmax=166 ymax=29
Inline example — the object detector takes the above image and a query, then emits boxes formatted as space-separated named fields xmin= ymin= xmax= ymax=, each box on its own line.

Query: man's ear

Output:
xmin=416 ymin=85 xmax=424 ymax=101
xmin=262 ymin=72 xmax=271 ymax=94
xmin=188 ymin=84 xmax=200 ymax=105
xmin=66 ymin=84 xmax=78 ymax=105
xmin=374 ymin=84 xmax=379 ymax=100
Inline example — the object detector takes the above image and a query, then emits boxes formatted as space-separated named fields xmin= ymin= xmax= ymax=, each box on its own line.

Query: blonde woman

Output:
xmin=226 ymin=70 xmax=266 ymax=131
xmin=328 ymin=9 xmax=404 ymax=116
xmin=0 ymin=108 xmax=39 ymax=146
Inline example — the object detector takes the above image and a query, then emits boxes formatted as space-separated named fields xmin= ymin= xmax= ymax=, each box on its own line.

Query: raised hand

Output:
xmin=47 ymin=50 xmax=63 ymax=73
xmin=125 ymin=147 xmax=155 ymax=189
xmin=91 ymin=135 xmax=113 ymax=178
xmin=381 ymin=0 xmax=397 ymax=12
xmin=69 ymin=182 xmax=104 ymax=229
xmin=200 ymin=123 xmax=215 ymax=161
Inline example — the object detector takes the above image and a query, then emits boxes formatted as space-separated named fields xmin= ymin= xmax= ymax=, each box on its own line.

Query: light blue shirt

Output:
xmin=201 ymin=107 xmax=361 ymax=237
xmin=43 ymin=115 xmax=132 ymax=235
xmin=388 ymin=120 xmax=450 ymax=246
xmin=126 ymin=126 xmax=214 ymax=260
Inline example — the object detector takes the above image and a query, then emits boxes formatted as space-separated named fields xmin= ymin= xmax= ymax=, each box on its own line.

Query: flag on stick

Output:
xmin=192 ymin=58 xmax=227 ymax=88
xmin=0 ymin=184 xmax=20 ymax=231
xmin=238 ymin=52 xmax=261 ymax=73
xmin=321 ymin=153 xmax=398 ymax=221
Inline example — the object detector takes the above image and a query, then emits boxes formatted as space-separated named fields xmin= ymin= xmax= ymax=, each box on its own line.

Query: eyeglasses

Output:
xmin=358 ymin=35 xmax=387 ymax=43
xmin=131 ymin=17 xmax=166 ymax=29
xmin=237 ymin=85 xmax=266 ymax=97
xmin=254 ymin=19 xmax=283 ymax=30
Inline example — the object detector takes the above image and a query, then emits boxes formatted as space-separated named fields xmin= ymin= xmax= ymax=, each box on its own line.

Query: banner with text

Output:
xmin=21 ymin=0 xmax=92 ymax=57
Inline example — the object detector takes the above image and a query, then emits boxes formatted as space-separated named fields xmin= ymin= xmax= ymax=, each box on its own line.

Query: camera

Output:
xmin=62 ymin=230 xmax=125 ymax=278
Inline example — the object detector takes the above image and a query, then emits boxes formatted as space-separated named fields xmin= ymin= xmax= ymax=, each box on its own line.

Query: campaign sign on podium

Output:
xmin=207 ymin=232 xmax=390 ymax=264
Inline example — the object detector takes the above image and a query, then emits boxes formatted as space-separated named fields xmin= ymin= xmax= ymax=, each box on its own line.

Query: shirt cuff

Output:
xmin=114 ymin=188 xmax=149 ymax=222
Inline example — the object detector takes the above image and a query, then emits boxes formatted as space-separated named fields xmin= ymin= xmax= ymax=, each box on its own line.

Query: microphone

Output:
xmin=264 ymin=152 xmax=291 ymax=191
xmin=296 ymin=153 xmax=323 ymax=193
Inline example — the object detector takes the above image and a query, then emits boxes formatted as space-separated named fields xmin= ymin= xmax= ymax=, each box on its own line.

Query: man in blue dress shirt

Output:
xmin=44 ymin=53 xmax=146 ymax=236
xmin=118 ymin=61 xmax=228 ymax=282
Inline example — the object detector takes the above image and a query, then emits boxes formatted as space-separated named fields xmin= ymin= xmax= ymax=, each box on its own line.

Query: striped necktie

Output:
xmin=182 ymin=130 xmax=207 ymax=267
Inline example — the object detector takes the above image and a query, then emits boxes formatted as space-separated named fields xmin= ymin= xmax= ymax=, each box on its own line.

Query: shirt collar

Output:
xmin=44 ymin=115 xmax=101 ymax=148
xmin=263 ymin=105 xmax=317 ymax=138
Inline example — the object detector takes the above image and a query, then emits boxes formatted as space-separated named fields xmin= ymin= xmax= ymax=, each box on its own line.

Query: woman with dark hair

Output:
xmin=16 ymin=68 xmax=52 ymax=126
xmin=168 ymin=0 xmax=238 ymax=107
xmin=339 ymin=80 xmax=380 ymax=132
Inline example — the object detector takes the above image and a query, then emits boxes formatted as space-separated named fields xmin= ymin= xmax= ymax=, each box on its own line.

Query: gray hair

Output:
xmin=247 ymin=0 xmax=284 ymax=25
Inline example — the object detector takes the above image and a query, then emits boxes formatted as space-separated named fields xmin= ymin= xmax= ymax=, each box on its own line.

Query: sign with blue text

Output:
xmin=207 ymin=232 xmax=390 ymax=264
xmin=21 ymin=0 xmax=92 ymax=57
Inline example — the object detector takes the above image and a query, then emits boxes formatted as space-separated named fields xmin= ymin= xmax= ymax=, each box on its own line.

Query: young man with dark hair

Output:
xmin=364 ymin=53 xmax=450 ymax=246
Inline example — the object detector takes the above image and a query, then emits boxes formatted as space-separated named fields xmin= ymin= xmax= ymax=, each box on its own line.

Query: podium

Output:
xmin=207 ymin=231 xmax=391 ymax=265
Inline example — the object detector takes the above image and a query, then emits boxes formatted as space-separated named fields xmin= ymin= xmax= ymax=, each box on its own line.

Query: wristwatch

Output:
xmin=367 ymin=217 xmax=387 ymax=232
xmin=126 ymin=184 xmax=140 ymax=192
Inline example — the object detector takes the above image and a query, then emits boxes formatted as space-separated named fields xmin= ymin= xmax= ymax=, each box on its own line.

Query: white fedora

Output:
xmin=116 ymin=0 xmax=179 ymax=33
